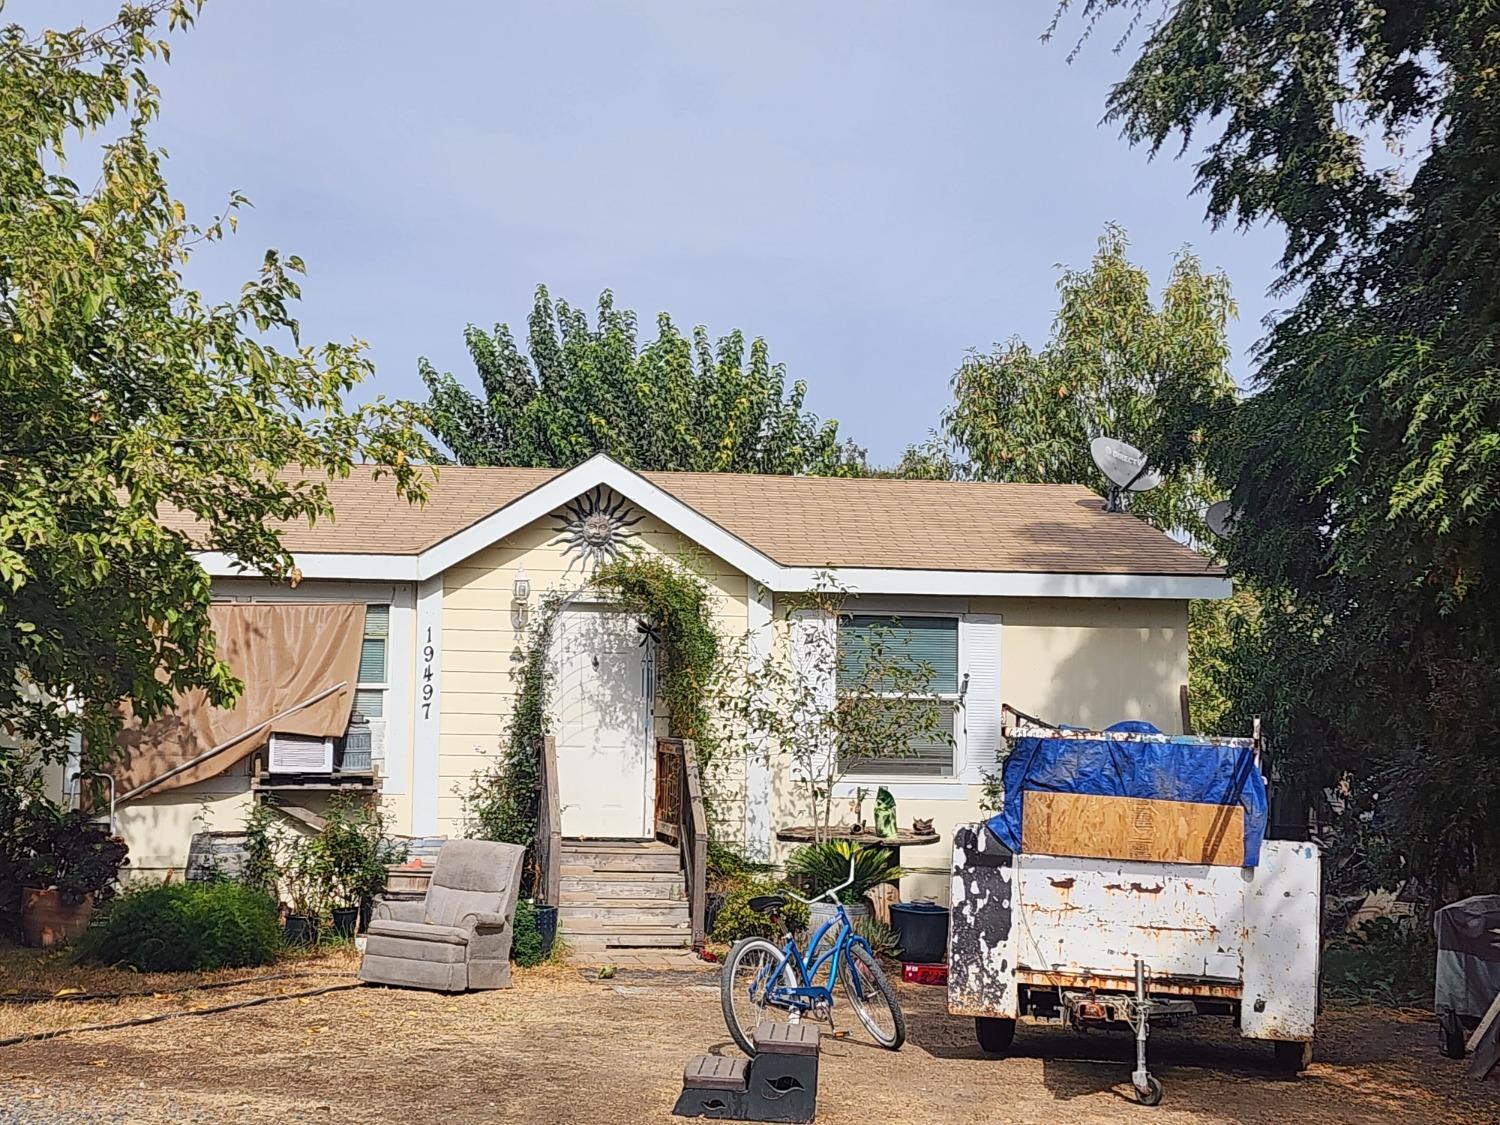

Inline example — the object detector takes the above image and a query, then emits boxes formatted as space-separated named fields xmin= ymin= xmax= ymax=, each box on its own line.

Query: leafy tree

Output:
xmin=875 ymin=436 xmax=964 ymax=481
xmin=0 ymin=2 xmax=432 ymax=766
xmin=714 ymin=579 xmax=950 ymax=841
xmin=421 ymin=286 xmax=864 ymax=474
xmin=944 ymin=225 xmax=1237 ymax=541
xmin=1056 ymin=1 xmax=1500 ymax=893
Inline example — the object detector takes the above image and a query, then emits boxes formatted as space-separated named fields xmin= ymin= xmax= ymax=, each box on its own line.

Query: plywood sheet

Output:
xmin=1022 ymin=791 xmax=1244 ymax=866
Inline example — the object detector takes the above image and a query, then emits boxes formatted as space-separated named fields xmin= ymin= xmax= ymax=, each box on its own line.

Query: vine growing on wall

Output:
xmin=463 ymin=597 xmax=563 ymax=858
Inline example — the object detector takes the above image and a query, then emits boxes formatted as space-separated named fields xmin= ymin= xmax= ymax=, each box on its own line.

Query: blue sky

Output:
xmin=27 ymin=2 xmax=1287 ymax=465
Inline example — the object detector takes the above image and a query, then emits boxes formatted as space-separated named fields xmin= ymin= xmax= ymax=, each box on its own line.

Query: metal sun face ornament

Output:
xmin=549 ymin=486 xmax=644 ymax=573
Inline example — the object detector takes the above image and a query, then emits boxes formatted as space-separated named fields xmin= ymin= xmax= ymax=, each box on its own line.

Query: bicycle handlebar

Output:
xmin=784 ymin=855 xmax=856 ymax=907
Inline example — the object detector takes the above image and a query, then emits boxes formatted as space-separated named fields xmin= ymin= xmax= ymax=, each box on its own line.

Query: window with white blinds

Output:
xmin=354 ymin=604 xmax=389 ymax=719
xmin=838 ymin=614 xmax=959 ymax=778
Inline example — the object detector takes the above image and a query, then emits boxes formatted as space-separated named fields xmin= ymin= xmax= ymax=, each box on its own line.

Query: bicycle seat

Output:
xmin=747 ymin=895 xmax=786 ymax=915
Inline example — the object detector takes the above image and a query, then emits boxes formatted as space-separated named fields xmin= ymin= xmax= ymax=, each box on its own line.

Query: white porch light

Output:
xmin=512 ymin=565 xmax=531 ymax=602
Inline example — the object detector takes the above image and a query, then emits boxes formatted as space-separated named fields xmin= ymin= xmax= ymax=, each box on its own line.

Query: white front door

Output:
xmin=552 ymin=607 xmax=652 ymax=838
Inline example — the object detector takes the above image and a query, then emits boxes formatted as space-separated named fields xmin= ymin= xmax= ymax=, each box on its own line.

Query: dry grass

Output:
xmin=0 ymin=941 xmax=359 ymax=1039
xmin=2 ymin=945 xmax=1497 ymax=1124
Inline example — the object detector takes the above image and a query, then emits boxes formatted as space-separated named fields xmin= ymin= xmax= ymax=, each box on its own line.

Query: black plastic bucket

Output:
xmin=535 ymin=904 xmax=558 ymax=957
xmin=331 ymin=906 xmax=358 ymax=939
xmin=889 ymin=901 xmax=949 ymax=964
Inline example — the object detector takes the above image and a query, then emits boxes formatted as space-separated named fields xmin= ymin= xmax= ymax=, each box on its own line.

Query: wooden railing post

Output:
xmin=536 ymin=734 xmax=561 ymax=907
xmin=680 ymin=737 xmax=708 ymax=948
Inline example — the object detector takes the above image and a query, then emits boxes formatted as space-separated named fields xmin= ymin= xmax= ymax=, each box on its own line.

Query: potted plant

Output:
xmin=281 ymin=835 xmax=327 ymax=946
xmin=18 ymin=808 xmax=129 ymax=948
xmin=785 ymin=841 xmax=902 ymax=931
xmin=321 ymin=794 xmax=403 ymax=936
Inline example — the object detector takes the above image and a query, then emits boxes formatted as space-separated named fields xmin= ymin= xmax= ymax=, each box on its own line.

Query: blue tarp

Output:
xmin=985 ymin=720 xmax=1268 ymax=866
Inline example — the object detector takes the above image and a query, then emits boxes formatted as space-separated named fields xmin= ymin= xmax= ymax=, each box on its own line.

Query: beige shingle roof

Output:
xmin=167 ymin=465 xmax=1220 ymax=577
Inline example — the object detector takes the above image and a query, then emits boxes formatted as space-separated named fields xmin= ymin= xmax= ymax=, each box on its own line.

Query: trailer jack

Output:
xmin=1060 ymin=957 xmax=1195 ymax=1106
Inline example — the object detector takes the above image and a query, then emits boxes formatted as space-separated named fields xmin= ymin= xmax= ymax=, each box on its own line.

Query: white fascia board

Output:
xmin=413 ymin=454 xmax=783 ymax=584
xmin=196 ymin=552 xmax=418 ymax=581
xmin=774 ymin=568 xmax=1232 ymax=601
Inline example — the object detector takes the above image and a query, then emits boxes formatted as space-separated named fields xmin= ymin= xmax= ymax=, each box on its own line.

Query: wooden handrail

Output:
xmin=677 ymin=737 xmax=708 ymax=948
xmin=653 ymin=737 xmax=708 ymax=946
xmin=535 ymin=734 xmax=561 ymax=907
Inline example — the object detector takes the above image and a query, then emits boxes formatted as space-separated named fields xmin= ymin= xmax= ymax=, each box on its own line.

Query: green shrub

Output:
xmin=785 ymin=841 xmax=902 ymax=905
xmin=79 ymin=881 xmax=281 ymax=972
xmin=852 ymin=916 xmax=901 ymax=960
xmin=511 ymin=898 xmax=545 ymax=967
xmin=1323 ymin=916 xmax=1435 ymax=1006
xmin=712 ymin=877 xmax=810 ymax=944
xmin=707 ymin=840 xmax=769 ymax=892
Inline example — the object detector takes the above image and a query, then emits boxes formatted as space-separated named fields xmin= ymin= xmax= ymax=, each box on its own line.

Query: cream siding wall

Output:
xmin=437 ymin=509 xmax=750 ymax=839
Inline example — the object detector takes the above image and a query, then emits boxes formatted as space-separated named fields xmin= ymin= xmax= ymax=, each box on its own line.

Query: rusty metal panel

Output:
xmin=1014 ymin=969 xmax=1242 ymax=999
xmin=947 ymin=824 xmax=1019 ymax=1018
xmin=1240 ymin=840 xmax=1320 ymax=1042
xmin=1013 ymin=855 xmax=1246 ymax=981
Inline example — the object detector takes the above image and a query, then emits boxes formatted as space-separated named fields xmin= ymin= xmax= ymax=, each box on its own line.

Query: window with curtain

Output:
xmin=837 ymin=614 xmax=958 ymax=778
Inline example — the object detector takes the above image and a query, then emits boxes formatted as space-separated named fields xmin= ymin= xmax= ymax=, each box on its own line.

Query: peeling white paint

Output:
xmin=947 ymin=824 xmax=1320 ymax=1045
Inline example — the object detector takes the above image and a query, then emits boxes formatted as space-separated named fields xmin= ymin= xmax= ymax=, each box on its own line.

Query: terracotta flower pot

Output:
xmin=20 ymin=887 xmax=94 ymax=948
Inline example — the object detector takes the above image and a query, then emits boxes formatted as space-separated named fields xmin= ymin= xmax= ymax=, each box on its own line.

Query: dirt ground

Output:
xmin=2 ymin=949 xmax=1497 ymax=1124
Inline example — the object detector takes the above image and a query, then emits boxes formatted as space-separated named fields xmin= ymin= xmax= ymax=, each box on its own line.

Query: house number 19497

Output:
xmin=421 ymin=625 xmax=436 ymax=720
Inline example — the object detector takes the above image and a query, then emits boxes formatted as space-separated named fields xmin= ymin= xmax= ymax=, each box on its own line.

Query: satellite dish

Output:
xmin=1090 ymin=437 xmax=1162 ymax=512
xmin=1204 ymin=500 xmax=1237 ymax=538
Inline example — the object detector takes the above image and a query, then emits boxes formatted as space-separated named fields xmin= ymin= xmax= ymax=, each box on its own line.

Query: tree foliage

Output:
xmin=422 ymin=286 xmax=864 ymax=474
xmin=0 ymin=2 xmax=432 ymax=763
xmin=1058 ymin=1 xmax=1500 ymax=893
xmin=944 ymin=225 xmax=1237 ymax=540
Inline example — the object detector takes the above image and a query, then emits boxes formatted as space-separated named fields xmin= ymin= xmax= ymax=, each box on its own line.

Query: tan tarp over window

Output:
xmin=114 ymin=602 xmax=366 ymax=798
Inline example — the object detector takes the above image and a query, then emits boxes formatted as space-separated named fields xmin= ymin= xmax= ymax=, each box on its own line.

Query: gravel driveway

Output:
xmin=1 ymin=964 xmax=1495 ymax=1123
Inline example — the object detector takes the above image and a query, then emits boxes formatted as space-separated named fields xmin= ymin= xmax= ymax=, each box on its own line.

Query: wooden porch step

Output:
xmin=559 ymin=900 xmax=689 ymax=923
xmin=560 ymin=839 xmax=677 ymax=850
xmin=560 ymin=875 xmax=688 ymax=900
xmin=559 ymin=850 xmax=680 ymax=874
xmin=563 ymin=925 xmax=692 ymax=951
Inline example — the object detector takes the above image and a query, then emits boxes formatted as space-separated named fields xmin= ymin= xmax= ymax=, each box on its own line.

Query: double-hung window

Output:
xmin=354 ymin=604 xmax=389 ymax=765
xmin=837 ymin=614 xmax=959 ymax=778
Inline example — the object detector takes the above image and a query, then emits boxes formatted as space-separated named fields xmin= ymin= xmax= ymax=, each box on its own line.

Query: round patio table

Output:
xmin=774 ymin=825 xmax=940 ymax=850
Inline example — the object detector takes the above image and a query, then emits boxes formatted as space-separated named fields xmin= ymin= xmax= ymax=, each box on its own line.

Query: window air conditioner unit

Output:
xmin=267 ymin=733 xmax=334 ymax=774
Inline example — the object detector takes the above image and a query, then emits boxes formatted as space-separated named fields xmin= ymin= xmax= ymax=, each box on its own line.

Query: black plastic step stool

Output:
xmin=673 ymin=1020 xmax=820 ymax=1122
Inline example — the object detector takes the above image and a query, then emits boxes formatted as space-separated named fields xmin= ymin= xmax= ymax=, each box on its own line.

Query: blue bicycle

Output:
xmin=719 ymin=858 xmax=906 ymax=1056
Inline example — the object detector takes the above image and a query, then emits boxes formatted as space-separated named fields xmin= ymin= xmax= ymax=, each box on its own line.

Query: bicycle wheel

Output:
xmin=838 ymin=941 xmax=906 ymax=1049
xmin=720 ymin=937 xmax=800 ymax=1057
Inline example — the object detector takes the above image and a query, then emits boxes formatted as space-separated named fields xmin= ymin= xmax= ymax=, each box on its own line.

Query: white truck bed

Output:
xmin=947 ymin=822 xmax=1321 ymax=1043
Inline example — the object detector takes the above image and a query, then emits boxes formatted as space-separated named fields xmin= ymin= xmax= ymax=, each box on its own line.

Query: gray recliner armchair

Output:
xmin=358 ymin=839 xmax=527 ymax=992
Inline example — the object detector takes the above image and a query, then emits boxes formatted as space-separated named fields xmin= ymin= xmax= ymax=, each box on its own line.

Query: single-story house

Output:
xmin=93 ymin=454 xmax=1227 ymax=944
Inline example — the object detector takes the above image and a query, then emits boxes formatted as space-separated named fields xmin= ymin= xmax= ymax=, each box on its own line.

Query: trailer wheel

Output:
xmin=975 ymin=1017 xmax=1016 ymax=1055
xmin=1134 ymin=1076 xmax=1163 ymax=1106
xmin=1271 ymin=1040 xmax=1312 ymax=1073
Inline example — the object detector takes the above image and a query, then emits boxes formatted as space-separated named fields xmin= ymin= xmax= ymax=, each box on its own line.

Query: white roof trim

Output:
xmin=783 ymin=568 xmax=1231 ymax=600
xmin=196 ymin=551 xmax=418 ymax=581
xmin=414 ymin=455 xmax=784 ymax=584
xmin=194 ymin=454 xmax=1231 ymax=600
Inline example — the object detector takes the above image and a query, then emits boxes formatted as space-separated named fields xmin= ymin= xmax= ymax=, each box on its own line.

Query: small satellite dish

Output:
xmin=1204 ymin=500 xmax=1237 ymax=538
xmin=1090 ymin=437 xmax=1162 ymax=512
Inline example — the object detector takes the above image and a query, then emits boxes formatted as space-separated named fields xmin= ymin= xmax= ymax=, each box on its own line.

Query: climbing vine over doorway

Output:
xmin=591 ymin=554 xmax=723 ymax=771
xmin=465 ymin=555 xmax=726 ymax=857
